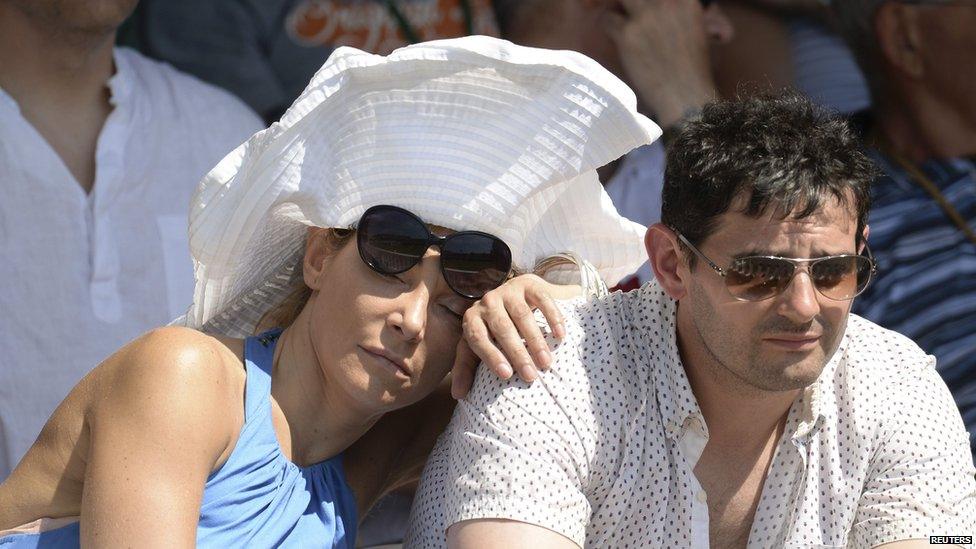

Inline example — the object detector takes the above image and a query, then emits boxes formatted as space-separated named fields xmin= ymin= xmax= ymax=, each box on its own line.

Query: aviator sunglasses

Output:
xmin=675 ymin=232 xmax=877 ymax=302
xmin=356 ymin=205 xmax=513 ymax=299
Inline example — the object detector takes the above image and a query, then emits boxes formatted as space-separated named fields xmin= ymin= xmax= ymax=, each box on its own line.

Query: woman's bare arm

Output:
xmin=79 ymin=327 xmax=242 ymax=548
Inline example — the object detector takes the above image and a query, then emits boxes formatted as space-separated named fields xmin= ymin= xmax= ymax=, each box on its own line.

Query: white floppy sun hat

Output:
xmin=180 ymin=35 xmax=661 ymax=338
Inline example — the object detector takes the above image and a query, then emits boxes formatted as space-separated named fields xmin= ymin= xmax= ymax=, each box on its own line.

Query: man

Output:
xmin=492 ymin=0 xmax=733 ymax=289
xmin=407 ymin=94 xmax=976 ymax=547
xmin=832 ymin=0 xmax=976 ymax=456
xmin=706 ymin=0 xmax=871 ymax=116
xmin=0 ymin=0 xmax=262 ymax=478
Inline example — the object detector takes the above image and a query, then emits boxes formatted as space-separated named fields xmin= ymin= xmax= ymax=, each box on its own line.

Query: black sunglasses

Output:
xmin=676 ymin=232 xmax=877 ymax=302
xmin=356 ymin=205 xmax=513 ymax=299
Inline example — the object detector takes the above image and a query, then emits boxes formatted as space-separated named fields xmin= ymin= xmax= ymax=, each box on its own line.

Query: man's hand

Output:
xmin=451 ymin=274 xmax=580 ymax=399
xmin=602 ymin=0 xmax=720 ymax=128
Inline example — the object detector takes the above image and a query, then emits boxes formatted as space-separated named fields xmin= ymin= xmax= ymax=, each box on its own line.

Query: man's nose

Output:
xmin=777 ymin=268 xmax=821 ymax=324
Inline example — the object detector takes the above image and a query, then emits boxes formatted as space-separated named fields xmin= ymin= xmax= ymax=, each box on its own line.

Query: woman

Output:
xmin=0 ymin=36 xmax=658 ymax=547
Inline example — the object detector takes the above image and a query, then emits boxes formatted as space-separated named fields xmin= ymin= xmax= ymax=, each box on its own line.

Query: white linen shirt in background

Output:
xmin=406 ymin=282 xmax=976 ymax=548
xmin=0 ymin=47 xmax=262 ymax=478
xmin=603 ymin=142 xmax=665 ymax=288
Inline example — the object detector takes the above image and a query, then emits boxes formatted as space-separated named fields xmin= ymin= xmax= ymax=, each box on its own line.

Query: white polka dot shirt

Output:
xmin=406 ymin=281 xmax=976 ymax=548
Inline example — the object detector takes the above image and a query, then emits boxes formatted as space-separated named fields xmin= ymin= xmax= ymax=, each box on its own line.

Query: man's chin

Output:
xmin=754 ymin=352 xmax=828 ymax=392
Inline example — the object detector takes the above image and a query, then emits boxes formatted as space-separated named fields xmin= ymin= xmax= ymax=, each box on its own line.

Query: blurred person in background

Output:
xmin=120 ymin=0 xmax=500 ymax=123
xmin=0 ymin=0 xmax=262 ymax=479
xmin=709 ymin=0 xmax=871 ymax=115
xmin=708 ymin=0 xmax=794 ymax=96
xmin=833 ymin=0 xmax=976 ymax=457
xmin=492 ymin=0 xmax=734 ymax=289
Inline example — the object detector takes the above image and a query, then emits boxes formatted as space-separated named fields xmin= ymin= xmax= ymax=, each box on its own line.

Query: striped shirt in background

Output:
xmin=852 ymin=151 xmax=976 ymax=457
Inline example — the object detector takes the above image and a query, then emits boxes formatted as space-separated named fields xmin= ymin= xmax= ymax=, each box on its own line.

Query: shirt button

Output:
xmin=696 ymin=490 xmax=707 ymax=503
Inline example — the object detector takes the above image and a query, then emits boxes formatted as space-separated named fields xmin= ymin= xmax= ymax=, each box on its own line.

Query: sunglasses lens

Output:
xmin=724 ymin=255 xmax=875 ymax=302
xmin=358 ymin=206 xmax=512 ymax=299
xmin=725 ymin=257 xmax=794 ymax=301
xmin=358 ymin=208 xmax=429 ymax=274
xmin=441 ymin=233 xmax=512 ymax=299
xmin=812 ymin=256 xmax=874 ymax=300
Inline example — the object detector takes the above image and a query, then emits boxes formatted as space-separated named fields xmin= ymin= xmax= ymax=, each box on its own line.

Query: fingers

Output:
xmin=460 ymin=274 xmax=568 ymax=385
xmin=505 ymin=297 xmax=552 ymax=372
xmin=451 ymin=340 xmax=477 ymax=399
xmin=461 ymin=307 xmax=514 ymax=380
xmin=528 ymin=287 xmax=566 ymax=340
xmin=482 ymin=299 xmax=539 ymax=383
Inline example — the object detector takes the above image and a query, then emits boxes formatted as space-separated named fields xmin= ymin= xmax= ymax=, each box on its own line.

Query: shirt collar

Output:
xmin=0 ymin=86 xmax=18 ymax=113
xmin=107 ymin=47 xmax=134 ymax=108
xmin=792 ymin=327 xmax=851 ymax=441
xmin=639 ymin=283 xmax=704 ymax=440
xmin=790 ymin=384 xmax=823 ymax=441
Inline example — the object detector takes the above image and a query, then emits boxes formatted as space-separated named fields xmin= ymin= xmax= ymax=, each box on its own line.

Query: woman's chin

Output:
xmin=343 ymin=368 xmax=418 ymax=411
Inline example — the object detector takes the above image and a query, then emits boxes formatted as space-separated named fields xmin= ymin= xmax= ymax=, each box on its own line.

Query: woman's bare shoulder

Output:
xmin=85 ymin=327 xmax=248 ymax=434
xmin=113 ymin=325 xmax=241 ymax=367
xmin=97 ymin=327 xmax=244 ymax=387
xmin=0 ymin=328 xmax=248 ymax=525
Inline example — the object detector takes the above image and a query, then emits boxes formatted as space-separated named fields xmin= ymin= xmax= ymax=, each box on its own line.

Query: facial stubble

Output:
xmin=686 ymin=278 xmax=847 ymax=395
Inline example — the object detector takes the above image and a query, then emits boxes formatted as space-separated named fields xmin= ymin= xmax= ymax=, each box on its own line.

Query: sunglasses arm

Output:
xmin=675 ymin=232 xmax=728 ymax=278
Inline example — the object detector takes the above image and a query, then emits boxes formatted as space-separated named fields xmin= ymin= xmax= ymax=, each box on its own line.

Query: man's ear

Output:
xmin=646 ymin=223 xmax=689 ymax=301
xmin=875 ymin=3 xmax=925 ymax=79
xmin=303 ymin=227 xmax=332 ymax=290
xmin=858 ymin=224 xmax=871 ymax=254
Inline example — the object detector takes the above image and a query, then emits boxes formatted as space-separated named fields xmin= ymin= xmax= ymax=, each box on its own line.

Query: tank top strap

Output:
xmin=242 ymin=328 xmax=283 ymax=421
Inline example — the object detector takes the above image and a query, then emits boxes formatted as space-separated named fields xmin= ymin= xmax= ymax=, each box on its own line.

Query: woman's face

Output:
xmin=302 ymin=228 xmax=472 ymax=412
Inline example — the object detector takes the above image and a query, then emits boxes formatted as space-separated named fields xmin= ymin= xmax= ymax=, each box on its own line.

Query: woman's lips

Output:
xmin=359 ymin=346 xmax=411 ymax=379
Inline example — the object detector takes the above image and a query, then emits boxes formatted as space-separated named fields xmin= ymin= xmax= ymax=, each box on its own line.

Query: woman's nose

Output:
xmin=388 ymin=251 xmax=443 ymax=342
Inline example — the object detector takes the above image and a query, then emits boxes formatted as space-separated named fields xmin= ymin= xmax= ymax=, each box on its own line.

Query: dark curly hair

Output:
xmin=661 ymin=91 xmax=877 ymax=265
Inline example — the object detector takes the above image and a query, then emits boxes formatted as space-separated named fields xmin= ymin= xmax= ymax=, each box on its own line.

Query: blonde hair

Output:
xmin=256 ymin=227 xmax=354 ymax=331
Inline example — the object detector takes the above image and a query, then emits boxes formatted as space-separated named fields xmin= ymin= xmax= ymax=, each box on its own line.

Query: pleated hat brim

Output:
xmin=179 ymin=36 xmax=661 ymax=337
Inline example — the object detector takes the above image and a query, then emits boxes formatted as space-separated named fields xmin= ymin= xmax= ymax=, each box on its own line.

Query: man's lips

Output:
xmin=763 ymin=334 xmax=822 ymax=350
xmin=359 ymin=346 xmax=412 ymax=378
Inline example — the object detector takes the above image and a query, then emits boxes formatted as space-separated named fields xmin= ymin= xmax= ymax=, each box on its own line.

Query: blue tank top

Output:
xmin=1 ymin=329 xmax=358 ymax=548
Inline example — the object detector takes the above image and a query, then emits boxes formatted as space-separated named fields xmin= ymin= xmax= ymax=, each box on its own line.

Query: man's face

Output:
xmin=677 ymin=197 xmax=860 ymax=393
xmin=4 ymin=0 xmax=138 ymax=34
xmin=912 ymin=2 xmax=976 ymax=122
